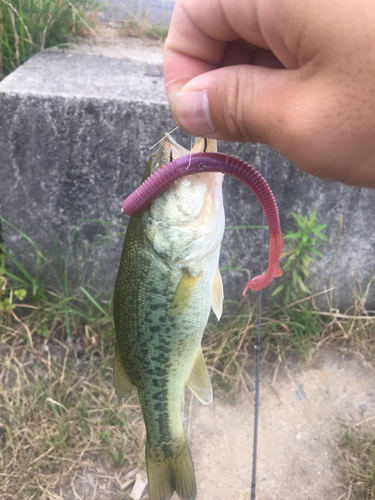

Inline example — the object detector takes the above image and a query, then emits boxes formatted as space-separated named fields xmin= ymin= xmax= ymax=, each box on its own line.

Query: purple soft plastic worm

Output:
xmin=122 ymin=152 xmax=282 ymax=293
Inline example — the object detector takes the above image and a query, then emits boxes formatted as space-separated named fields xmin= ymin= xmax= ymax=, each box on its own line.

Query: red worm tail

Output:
xmin=122 ymin=152 xmax=282 ymax=293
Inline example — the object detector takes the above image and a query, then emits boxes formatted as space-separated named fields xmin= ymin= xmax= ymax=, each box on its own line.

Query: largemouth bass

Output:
xmin=113 ymin=136 xmax=225 ymax=500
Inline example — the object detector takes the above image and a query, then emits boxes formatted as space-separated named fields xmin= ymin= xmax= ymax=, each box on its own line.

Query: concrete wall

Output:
xmin=0 ymin=44 xmax=374 ymax=310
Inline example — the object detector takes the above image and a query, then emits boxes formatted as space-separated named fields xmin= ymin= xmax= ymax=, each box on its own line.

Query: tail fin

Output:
xmin=146 ymin=439 xmax=197 ymax=500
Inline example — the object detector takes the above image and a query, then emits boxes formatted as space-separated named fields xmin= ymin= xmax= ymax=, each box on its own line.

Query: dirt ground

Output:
xmin=63 ymin=27 xmax=375 ymax=500
xmin=185 ymin=349 xmax=375 ymax=500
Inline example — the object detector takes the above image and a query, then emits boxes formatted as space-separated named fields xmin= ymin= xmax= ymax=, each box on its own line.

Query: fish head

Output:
xmin=144 ymin=136 xmax=225 ymax=268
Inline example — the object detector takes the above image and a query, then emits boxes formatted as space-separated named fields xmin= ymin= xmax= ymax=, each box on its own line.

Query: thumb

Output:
xmin=169 ymin=64 xmax=297 ymax=147
xmin=168 ymin=64 xmax=349 ymax=183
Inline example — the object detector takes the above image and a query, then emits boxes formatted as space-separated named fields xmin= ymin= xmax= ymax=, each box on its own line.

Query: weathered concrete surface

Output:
xmin=0 ymin=43 xmax=374 ymax=310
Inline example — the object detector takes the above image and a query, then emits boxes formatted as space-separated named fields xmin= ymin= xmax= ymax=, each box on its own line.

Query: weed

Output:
xmin=0 ymin=280 xmax=28 ymax=341
xmin=0 ymin=251 xmax=28 ymax=345
xmin=0 ymin=0 xmax=98 ymax=79
xmin=0 ymin=217 xmax=46 ymax=302
xmin=273 ymin=209 xmax=329 ymax=304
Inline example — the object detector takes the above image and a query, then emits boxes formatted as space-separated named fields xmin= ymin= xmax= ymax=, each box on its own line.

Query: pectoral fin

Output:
xmin=169 ymin=271 xmax=200 ymax=317
xmin=211 ymin=268 xmax=224 ymax=321
xmin=186 ymin=348 xmax=212 ymax=405
xmin=113 ymin=344 xmax=134 ymax=397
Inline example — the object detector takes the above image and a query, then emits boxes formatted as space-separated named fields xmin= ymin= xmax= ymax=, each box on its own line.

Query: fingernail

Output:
xmin=172 ymin=90 xmax=215 ymax=135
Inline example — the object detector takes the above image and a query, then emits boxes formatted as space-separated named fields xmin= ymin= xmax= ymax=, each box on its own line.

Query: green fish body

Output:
xmin=113 ymin=136 xmax=224 ymax=500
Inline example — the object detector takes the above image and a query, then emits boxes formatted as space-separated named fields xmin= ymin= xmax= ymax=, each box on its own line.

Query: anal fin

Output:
xmin=113 ymin=344 xmax=134 ymax=397
xmin=186 ymin=348 xmax=212 ymax=405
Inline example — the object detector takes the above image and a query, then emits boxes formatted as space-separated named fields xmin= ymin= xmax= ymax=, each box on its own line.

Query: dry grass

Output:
xmin=119 ymin=12 xmax=168 ymax=40
xmin=202 ymin=286 xmax=375 ymax=396
xmin=0 ymin=324 xmax=146 ymax=500
xmin=0 ymin=274 xmax=375 ymax=498
xmin=337 ymin=419 xmax=375 ymax=500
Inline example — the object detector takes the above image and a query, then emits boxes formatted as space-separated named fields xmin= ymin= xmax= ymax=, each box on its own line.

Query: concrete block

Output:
xmin=0 ymin=43 xmax=374 ymax=310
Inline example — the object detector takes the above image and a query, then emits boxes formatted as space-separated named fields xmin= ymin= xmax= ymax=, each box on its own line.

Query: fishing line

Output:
xmin=148 ymin=125 xmax=179 ymax=150
xmin=141 ymin=76 xmax=189 ymax=103
xmin=188 ymin=136 xmax=194 ymax=169
xmin=186 ymin=137 xmax=206 ymax=170
xmin=250 ymin=144 xmax=270 ymax=500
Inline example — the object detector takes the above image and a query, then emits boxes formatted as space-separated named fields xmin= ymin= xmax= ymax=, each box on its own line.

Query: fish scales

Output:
xmin=114 ymin=212 xmax=211 ymax=442
xmin=114 ymin=136 xmax=224 ymax=500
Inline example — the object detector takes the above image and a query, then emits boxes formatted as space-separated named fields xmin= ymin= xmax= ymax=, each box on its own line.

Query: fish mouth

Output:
xmin=150 ymin=134 xmax=219 ymax=173
xmin=145 ymin=135 xmax=225 ymax=267
xmin=147 ymin=171 xmax=225 ymax=267
xmin=150 ymin=134 xmax=222 ymax=225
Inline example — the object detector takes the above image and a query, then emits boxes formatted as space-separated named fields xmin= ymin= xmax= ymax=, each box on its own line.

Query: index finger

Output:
xmin=164 ymin=0 xmax=295 ymax=103
xmin=164 ymin=0 xmax=261 ymax=100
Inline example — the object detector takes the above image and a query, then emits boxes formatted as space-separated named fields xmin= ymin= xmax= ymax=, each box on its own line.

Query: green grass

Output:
xmin=0 ymin=215 xmax=128 ymax=361
xmin=272 ymin=210 xmax=329 ymax=304
xmin=0 ymin=0 xmax=98 ymax=79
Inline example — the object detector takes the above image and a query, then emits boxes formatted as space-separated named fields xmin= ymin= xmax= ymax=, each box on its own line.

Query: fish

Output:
xmin=113 ymin=135 xmax=225 ymax=500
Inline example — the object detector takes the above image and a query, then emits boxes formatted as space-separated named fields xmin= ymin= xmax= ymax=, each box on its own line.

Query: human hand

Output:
xmin=164 ymin=0 xmax=375 ymax=188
